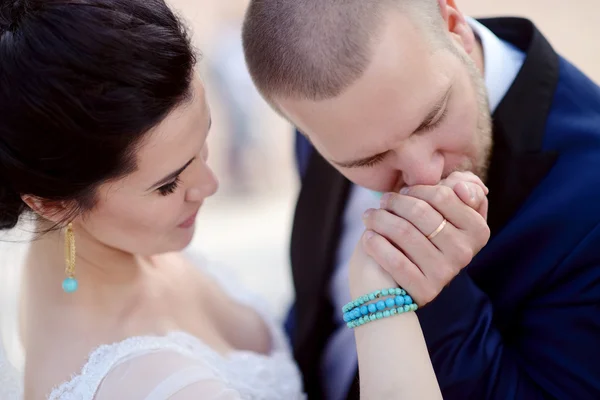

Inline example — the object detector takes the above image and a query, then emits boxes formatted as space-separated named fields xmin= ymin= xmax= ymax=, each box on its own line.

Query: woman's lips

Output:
xmin=178 ymin=211 xmax=198 ymax=228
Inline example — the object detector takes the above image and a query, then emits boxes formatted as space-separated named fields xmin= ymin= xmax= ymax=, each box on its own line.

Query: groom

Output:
xmin=243 ymin=0 xmax=600 ymax=399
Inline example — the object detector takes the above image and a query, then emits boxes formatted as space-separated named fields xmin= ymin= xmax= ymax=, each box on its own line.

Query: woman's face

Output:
xmin=74 ymin=76 xmax=217 ymax=255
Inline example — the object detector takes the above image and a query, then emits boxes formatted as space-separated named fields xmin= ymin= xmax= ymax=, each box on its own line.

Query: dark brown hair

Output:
xmin=0 ymin=0 xmax=196 ymax=230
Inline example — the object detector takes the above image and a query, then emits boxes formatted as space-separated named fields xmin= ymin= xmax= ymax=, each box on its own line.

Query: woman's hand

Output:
xmin=348 ymin=230 xmax=397 ymax=299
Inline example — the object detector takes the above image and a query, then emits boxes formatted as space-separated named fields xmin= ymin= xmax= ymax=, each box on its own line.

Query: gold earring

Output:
xmin=63 ymin=222 xmax=78 ymax=293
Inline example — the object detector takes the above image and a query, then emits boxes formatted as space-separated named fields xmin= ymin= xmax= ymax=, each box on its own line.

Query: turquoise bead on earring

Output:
xmin=62 ymin=277 xmax=78 ymax=293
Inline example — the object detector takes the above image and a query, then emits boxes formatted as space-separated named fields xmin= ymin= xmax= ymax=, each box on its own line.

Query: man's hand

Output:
xmin=360 ymin=172 xmax=490 ymax=306
xmin=440 ymin=171 xmax=489 ymax=219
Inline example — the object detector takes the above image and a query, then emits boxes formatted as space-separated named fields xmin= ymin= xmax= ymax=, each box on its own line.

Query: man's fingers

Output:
xmin=376 ymin=194 xmax=448 ymax=245
xmin=444 ymin=171 xmax=489 ymax=194
xmin=362 ymin=208 xmax=450 ymax=272
xmin=452 ymin=181 xmax=487 ymax=218
xmin=361 ymin=230 xmax=435 ymax=306
xmin=395 ymin=185 xmax=483 ymax=232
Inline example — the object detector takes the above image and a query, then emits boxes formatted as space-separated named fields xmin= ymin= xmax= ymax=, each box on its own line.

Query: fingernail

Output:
xmin=364 ymin=230 xmax=374 ymax=241
xmin=363 ymin=209 xmax=373 ymax=219
xmin=400 ymin=187 xmax=410 ymax=195
xmin=467 ymin=183 xmax=476 ymax=201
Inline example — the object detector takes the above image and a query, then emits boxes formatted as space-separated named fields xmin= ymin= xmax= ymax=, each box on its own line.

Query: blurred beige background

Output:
xmin=173 ymin=0 xmax=600 ymax=319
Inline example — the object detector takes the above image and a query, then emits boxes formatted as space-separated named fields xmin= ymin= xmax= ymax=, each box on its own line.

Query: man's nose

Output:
xmin=393 ymin=144 xmax=444 ymax=187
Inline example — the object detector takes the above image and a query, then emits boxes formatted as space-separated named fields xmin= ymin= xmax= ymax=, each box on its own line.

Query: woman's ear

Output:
xmin=21 ymin=195 xmax=75 ymax=225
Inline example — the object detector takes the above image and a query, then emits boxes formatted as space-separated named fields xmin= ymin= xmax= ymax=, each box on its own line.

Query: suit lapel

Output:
xmin=290 ymin=149 xmax=351 ymax=398
xmin=481 ymin=17 xmax=560 ymax=235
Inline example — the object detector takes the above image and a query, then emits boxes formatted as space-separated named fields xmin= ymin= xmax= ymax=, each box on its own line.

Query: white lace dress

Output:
xmin=0 ymin=242 xmax=305 ymax=400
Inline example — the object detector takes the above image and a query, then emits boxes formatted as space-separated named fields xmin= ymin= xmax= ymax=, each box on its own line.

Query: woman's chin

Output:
xmin=140 ymin=225 xmax=197 ymax=256
xmin=176 ymin=224 xmax=197 ymax=249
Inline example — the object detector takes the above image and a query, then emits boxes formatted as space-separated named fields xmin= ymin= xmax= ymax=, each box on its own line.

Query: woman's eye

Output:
xmin=158 ymin=176 xmax=181 ymax=196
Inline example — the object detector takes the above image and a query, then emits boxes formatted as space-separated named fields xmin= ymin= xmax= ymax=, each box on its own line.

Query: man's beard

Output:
xmin=453 ymin=49 xmax=493 ymax=183
xmin=470 ymin=61 xmax=493 ymax=183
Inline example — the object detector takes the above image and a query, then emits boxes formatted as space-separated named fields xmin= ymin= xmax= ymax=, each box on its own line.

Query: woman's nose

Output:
xmin=185 ymin=164 xmax=219 ymax=202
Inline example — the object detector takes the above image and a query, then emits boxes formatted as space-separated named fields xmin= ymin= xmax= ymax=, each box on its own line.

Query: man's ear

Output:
xmin=21 ymin=195 xmax=75 ymax=225
xmin=436 ymin=0 xmax=476 ymax=54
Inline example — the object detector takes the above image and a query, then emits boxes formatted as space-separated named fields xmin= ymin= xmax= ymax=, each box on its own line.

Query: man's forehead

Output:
xmin=279 ymin=77 xmax=445 ymax=153
xmin=277 ymin=14 xmax=453 ymax=154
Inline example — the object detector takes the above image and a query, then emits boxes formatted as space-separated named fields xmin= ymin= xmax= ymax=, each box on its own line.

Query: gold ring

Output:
xmin=427 ymin=219 xmax=447 ymax=240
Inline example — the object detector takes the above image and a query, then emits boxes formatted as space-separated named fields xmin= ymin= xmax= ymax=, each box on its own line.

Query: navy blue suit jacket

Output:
xmin=287 ymin=18 xmax=600 ymax=399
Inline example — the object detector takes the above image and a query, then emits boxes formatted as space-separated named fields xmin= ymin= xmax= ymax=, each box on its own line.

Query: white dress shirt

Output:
xmin=321 ymin=18 xmax=526 ymax=400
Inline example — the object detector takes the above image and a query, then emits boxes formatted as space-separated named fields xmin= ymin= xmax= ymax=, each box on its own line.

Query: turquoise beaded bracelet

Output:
xmin=342 ymin=293 xmax=414 ymax=323
xmin=342 ymin=287 xmax=406 ymax=313
xmin=342 ymin=287 xmax=418 ymax=329
xmin=347 ymin=303 xmax=418 ymax=329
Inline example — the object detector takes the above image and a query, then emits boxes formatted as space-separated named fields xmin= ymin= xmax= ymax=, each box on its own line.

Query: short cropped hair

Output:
xmin=242 ymin=0 xmax=444 ymax=102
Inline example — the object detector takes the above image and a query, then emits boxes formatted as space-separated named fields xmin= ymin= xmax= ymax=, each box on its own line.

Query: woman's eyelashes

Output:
xmin=158 ymin=176 xmax=181 ymax=196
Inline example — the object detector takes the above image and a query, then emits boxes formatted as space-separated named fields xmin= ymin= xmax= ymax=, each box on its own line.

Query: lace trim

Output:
xmin=48 ymin=329 xmax=296 ymax=399
xmin=48 ymin=334 xmax=196 ymax=399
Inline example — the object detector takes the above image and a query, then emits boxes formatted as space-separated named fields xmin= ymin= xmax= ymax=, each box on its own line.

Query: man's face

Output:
xmin=277 ymin=12 xmax=492 ymax=192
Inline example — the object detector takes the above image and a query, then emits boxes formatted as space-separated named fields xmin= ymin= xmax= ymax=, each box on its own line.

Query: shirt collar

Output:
xmin=466 ymin=17 xmax=525 ymax=112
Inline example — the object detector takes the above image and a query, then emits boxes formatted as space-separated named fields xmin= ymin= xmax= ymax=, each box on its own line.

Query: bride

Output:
xmin=0 ymin=1 xmax=483 ymax=399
